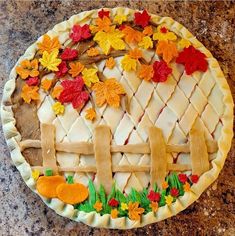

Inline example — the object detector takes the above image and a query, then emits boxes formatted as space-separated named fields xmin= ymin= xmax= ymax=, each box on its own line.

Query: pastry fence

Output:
xmin=20 ymin=120 xmax=218 ymax=193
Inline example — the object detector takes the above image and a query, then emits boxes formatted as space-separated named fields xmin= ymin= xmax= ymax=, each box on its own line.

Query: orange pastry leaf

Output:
xmin=87 ymin=47 xmax=100 ymax=57
xmin=51 ymin=86 xmax=63 ymax=99
xmin=41 ymin=78 xmax=53 ymax=91
xmin=105 ymin=57 xmax=116 ymax=69
xmin=128 ymin=202 xmax=145 ymax=221
xmin=138 ymin=64 xmax=154 ymax=81
xmin=16 ymin=59 xmax=39 ymax=79
xmin=21 ymin=84 xmax=39 ymax=103
xmin=85 ymin=108 xmax=96 ymax=121
xmin=156 ymin=40 xmax=178 ymax=64
xmin=128 ymin=48 xmax=143 ymax=59
xmin=122 ymin=26 xmax=143 ymax=44
xmin=92 ymin=78 xmax=125 ymax=108
xmin=37 ymin=34 xmax=61 ymax=54
xmin=69 ymin=61 xmax=85 ymax=77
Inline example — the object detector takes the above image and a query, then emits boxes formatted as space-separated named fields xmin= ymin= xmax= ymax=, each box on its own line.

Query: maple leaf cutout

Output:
xmin=58 ymin=77 xmax=89 ymax=109
xmin=69 ymin=61 xmax=85 ymax=77
xmin=176 ymin=45 xmax=208 ymax=75
xmin=94 ymin=30 xmax=126 ymax=55
xmin=122 ymin=26 xmax=143 ymax=44
xmin=134 ymin=10 xmax=151 ymax=28
xmin=39 ymin=49 xmax=61 ymax=71
xmin=92 ymin=78 xmax=125 ymax=108
xmin=37 ymin=35 xmax=61 ymax=54
xmin=156 ymin=41 xmax=178 ymax=64
xmin=21 ymin=84 xmax=39 ymax=103
xmin=69 ymin=24 xmax=91 ymax=43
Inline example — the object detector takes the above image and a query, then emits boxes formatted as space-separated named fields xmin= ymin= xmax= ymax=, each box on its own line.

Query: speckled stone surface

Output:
xmin=0 ymin=1 xmax=234 ymax=235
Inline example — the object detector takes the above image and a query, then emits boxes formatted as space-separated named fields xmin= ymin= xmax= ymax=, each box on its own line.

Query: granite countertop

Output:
xmin=0 ymin=1 xmax=234 ymax=235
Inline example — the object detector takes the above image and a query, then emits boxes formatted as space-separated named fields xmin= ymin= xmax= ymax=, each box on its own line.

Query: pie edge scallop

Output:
xmin=1 ymin=7 xmax=234 ymax=229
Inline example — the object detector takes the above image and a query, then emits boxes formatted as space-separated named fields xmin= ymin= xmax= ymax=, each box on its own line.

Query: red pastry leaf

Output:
xmin=26 ymin=77 xmax=39 ymax=86
xmin=98 ymin=9 xmax=110 ymax=19
xmin=61 ymin=48 xmax=78 ymax=61
xmin=69 ymin=24 xmax=91 ymax=43
xmin=152 ymin=60 xmax=172 ymax=83
xmin=55 ymin=61 xmax=68 ymax=78
xmin=176 ymin=45 xmax=208 ymax=75
xmin=134 ymin=9 xmax=151 ymax=28
xmin=58 ymin=76 xmax=89 ymax=109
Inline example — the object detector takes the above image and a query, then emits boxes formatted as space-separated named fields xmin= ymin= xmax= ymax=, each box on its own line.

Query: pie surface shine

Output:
xmin=1 ymin=7 xmax=233 ymax=229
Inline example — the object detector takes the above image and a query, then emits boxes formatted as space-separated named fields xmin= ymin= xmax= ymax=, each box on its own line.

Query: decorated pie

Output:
xmin=1 ymin=7 xmax=233 ymax=229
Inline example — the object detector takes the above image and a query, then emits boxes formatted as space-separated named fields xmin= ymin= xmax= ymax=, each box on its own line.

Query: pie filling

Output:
xmin=9 ymin=8 xmax=227 ymax=222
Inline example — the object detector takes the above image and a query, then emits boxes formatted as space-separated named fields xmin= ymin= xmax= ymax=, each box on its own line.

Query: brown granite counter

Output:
xmin=0 ymin=1 xmax=234 ymax=235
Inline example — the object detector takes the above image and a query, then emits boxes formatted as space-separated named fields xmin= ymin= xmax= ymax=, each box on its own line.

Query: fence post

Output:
xmin=190 ymin=118 xmax=209 ymax=176
xmin=41 ymin=123 xmax=58 ymax=174
xmin=94 ymin=125 xmax=113 ymax=193
xmin=149 ymin=127 xmax=167 ymax=189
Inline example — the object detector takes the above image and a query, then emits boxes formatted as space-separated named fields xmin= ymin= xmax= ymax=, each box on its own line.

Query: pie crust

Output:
xmin=1 ymin=7 xmax=234 ymax=229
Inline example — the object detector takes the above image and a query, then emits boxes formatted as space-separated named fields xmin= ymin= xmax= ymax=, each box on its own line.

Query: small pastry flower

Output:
xmin=165 ymin=195 xmax=173 ymax=206
xmin=121 ymin=202 xmax=128 ymax=211
xmin=111 ymin=209 xmax=119 ymax=219
xmin=93 ymin=201 xmax=103 ymax=212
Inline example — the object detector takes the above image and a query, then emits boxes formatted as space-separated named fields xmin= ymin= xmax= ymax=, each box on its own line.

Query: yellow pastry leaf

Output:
xmin=153 ymin=25 xmax=177 ymax=41
xmin=138 ymin=64 xmax=154 ymax=81
xmin=41 ymin=78 xmax=53 ymax=91
xmin=113 ymin=14 xmax=127 ymax=25
xmin=92 ymin=78 xmax=125 ymax=108
xmin=39 ymin=49 xmax=62 ymax=71
xmin=94 ymin=30 xmax=126 ymax=55
xmin=128 ymin=48 xmax=143 ymax=59
xmin=87 ymin=47 xmax=100 ymax=57
xmin=52 ymin=102 xmax=65 ymax=115
xmin=21 ymin=84 xmax=39 ymax=103
xmin=121 ymin=55 xmax=137 ymax=71
xmin=82 ymin=68 xmax=99 ymax=87
xmin=128 ymin=202 xmax=144 ymax=221
xmin=138 ymin=36 xmax=153 ymax=49
xmin=156 ymin=40 xmax=178 ymax=64
xmin=69 ymin=61 xmax=85 ymax=77
xmin=32 ymin=170 xmax=40 ymax=181
xmin=16 ymin=59 xmax=39 ymax=79
xmin=37 ymin=34 xmax=61 ymax=54
xmin=178 ymin=38 xmax=191 ymax=49
xmin=85 ymin=108 xmax=96 ymax=121
xmin=105 ymin=57 xmax=116 ymax=69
